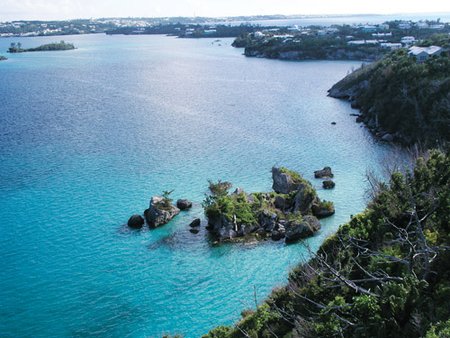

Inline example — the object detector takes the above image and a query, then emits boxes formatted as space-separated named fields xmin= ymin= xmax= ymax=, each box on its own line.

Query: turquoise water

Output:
xmin=0 ymin=34 xmax=396 ymax=337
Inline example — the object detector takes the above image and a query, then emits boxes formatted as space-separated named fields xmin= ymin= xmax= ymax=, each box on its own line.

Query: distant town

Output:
xmin=0 ymin=15 xmax=339 ymax=37
xmin=1 ymin=16 xmax=449 ymax=63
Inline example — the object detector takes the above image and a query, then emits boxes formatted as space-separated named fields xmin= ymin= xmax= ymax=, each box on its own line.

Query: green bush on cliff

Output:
xmin=319 ymin=200 xmax=334 ymax=211
xmin=204 ymin=150 xmax=450 ymax=337
xmin=203 ymin=182 xmax=257 ymax=225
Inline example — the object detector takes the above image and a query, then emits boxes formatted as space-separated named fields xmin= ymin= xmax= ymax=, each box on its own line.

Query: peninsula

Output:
xmin=328 ymin=34 xmax=450 ymax=146
xmin=232 ymin=20 xmax=450 ymax=61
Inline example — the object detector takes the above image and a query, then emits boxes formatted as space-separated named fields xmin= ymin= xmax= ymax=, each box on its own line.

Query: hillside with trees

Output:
xmin=204 ymin=150 xmax=450 ymax=338
xmin=328 ymin=46 xmax=450 ymax=146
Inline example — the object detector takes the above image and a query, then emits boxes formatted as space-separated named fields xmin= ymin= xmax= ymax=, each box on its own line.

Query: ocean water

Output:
xmin=0 ymin=34 xmax=397 ymax=337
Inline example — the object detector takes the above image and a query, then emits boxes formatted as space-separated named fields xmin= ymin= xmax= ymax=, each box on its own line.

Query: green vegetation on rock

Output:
xmin=204 ymin=150 xmax=450 ymax=337
xmin=203 ymin=167 xmax=334 ymax=243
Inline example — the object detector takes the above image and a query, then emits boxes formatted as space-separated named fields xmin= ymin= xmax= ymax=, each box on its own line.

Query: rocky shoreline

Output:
xmin=244 ymin=48 xmax=380 ymax=62
xmin=328 ymin=78 xmax=402 ymax=144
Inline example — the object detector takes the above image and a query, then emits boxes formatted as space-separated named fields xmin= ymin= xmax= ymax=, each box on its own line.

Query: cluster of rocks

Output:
xmin=204 ymin=167 xmax=335 ymax=244
xmin=127 ymin=197 xmax=192 ymax=229
xmin=314 ymin=166 xmax=335 ymax=190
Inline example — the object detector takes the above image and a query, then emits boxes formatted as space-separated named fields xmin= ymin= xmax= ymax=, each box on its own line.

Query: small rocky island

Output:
xmin=0 ymin=56 xmax=7 ymax=61
xmin=127 ymin=191 xmax=192 ymax=229
xmin=8 ymin=41 xmax=75 ymax=53
xmin=203 ymin=167 xmax=335 ymax=244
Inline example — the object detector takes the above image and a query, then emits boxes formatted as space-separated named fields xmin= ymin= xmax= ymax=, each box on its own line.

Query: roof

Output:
xmin=408 ymin=46 xmax=442 ymax=56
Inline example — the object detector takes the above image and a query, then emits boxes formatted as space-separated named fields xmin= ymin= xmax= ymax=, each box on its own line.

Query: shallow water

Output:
xmin=0 ymin=34 xmax=396 ymax=337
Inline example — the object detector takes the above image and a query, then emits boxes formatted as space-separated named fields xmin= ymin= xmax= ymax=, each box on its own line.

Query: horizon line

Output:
xmin=2 ymin=10 xmax=449 ymax=23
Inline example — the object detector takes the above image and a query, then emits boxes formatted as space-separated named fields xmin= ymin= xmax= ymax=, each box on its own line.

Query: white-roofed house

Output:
xmin=408 ymin=46 xmax=443 ymax=63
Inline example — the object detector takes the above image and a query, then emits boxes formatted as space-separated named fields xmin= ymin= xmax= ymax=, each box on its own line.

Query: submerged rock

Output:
xmin=189 ymin=218 xmax=201 ymax=228
xmin=176 ymin=199 xmax=192 ymax=210
xmin=127 ymin=214 xmax=145 ymax=229
xmin=323 ymin=180 xmax=336 ymax=189
xmin=144 ymin=196 xmax=180 ymax=228
xmin=314 ymin=167 xmax=334 ymax=178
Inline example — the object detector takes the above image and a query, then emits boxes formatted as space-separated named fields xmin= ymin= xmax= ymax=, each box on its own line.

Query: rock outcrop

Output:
xmin=127 ymin=214 xmax=145 ymax=229
xmin=285 ymin=215 xmax=321 ymax=243
xmin=312 ymin=203 xmax=336 ymax=219
xmin=204 ymin=167 xmax=335 ymax=244
xmin=272 ymin=167 xmax=304 ymax=194
xmin=189 ymin=218 xmax=201 ymax=227
xmin=314 ymin=167 xmax=334 ymax=178
xmin=144 ymin=196 xmax=180 ymax=229
xmin=176 ymin=199 xmax=192 ymax=210
xmin=323 ymin=180 xmax=336 ymax=189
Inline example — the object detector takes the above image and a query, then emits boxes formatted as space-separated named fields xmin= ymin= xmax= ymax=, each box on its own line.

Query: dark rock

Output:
xmin=293 ymin=185 xmax=317 ymax=214
xmin=285 ymin=215 xmax=321 ymax=243
xmin=144 ymin=196 xmax=180 ymax=228
xmin=323 ymin=180 xmax=336 ymax=189
xmin=271 ymin=230 xmax=285 ymax=241
xmin=314 ymin=167 xmax=334 ymax=178
xmin=220 ymin=228 xmax=238 ymax=240
xmin=232 ymin=187 xmax=245 ymax=195
xmin=189 ymin=218 xmax=201 ymax=227
xmin=331 ymin=122 xmax=337 ymax=125
xmin=367 ymin=117 xmax=377 ymax=129
xmin=189 ymin=228 xmax=200 ymax=234
xmin=127 ymin=214 xmax=145 ymax=229
xmin=258 ymin=210 xmax=278 ymax=232
xmin=381 ymin=133 xmax=394 ymax=142
xmin=356 ymin=115 xmax=364 ymax=123
xmin=205 ymin=214 xmax=233 ymax=238
xmin=241 ymin=223 xmax=260 ymax=236
xmin=350 ymin=100 xmax=360 ymax=109
xmin=272 ymin=167 xmax=302 ymax=194
xmin=274 ymin=195 xmax=288 ymax=210
xmin=312 ymin=203 xmax=335 ymax=219
xmin=176 ymin=199 xmax=192 ymax=210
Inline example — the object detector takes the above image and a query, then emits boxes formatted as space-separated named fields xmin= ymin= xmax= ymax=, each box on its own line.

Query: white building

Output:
xmin=408 ymin=46 xmax=443 ymax=62
xmin=372 ymin=32 xmax=392 ymax=37
xmin=348 ymin=39 xmax=379 ymax=45
xmin=380 ymin=43 xmax=403 ymax=50
xmin=399 ymin=22 xmax=412 ymax=29
xmin=401 ymin=36 xmax=416 ymax=45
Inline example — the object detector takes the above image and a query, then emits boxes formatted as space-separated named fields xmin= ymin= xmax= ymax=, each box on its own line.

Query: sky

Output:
xmin=1 ymin=0 xmax=450 ymax=21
